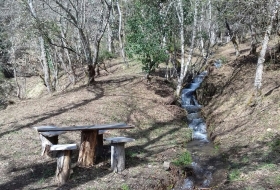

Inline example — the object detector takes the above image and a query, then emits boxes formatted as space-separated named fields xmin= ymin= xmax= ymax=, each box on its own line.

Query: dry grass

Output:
xmin=0 ymin=59 xmax=192 ymax=190
xmin=199 ymin=42 xmax=280 ymax=189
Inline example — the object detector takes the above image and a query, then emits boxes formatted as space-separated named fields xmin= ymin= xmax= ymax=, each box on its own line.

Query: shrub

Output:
xmin=173 ymin=151 xmax=192 ymax=166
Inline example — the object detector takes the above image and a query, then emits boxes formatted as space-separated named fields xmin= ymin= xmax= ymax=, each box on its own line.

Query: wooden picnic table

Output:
xmin=34 ymin=123 xmax=134 ymax=167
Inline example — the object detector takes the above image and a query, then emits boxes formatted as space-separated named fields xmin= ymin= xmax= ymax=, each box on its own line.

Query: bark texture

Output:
xmin=111 ymin=142 xmax=125 ymax=173
xmin=56 ymin=150 xmax=71 ymax=186
xmin=39 ymin=134 xmax=58 ymax=158
xmin=176 ymin=0 xmax=198 ymax=97
xmin=78 ymin=130 xmax=98 ymax=167
xmin=254 ymin=0 xmax=279 ymax=91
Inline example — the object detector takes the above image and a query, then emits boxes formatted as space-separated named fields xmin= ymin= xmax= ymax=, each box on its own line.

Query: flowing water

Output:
xmin=182 ymin=71 xmax=208 ymax=142
xmin=175 ymin=71 xmax=222 ymax=189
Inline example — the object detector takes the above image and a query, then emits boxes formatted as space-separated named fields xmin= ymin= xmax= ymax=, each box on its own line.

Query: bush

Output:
xmin=98 ymin=50 xmax=116 ymax=63
xmin=173 ymin=151 xmax=192 ymax=166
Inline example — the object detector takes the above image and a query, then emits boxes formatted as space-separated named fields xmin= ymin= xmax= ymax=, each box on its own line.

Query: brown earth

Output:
xmin=197 ymin=42 xmax=280 ymax=189
xmin=0 ymin=60 xmax=193 ymax=190
xmin=1 ymin=40 xmax=280 ymax=190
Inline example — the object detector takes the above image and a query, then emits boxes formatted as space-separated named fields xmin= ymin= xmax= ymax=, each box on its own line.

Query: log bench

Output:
xmin=34 ymin=126 xmax=67 ymax=158
xmin=97 ymin=130 xmax=109 ymax=158
xmin=50 ymin=144 xmax=78 ymax=186
xmin=104 ymin=137 xmax=135 ymax=173
xmin=34 ymin=123 xmax=134 ymax=167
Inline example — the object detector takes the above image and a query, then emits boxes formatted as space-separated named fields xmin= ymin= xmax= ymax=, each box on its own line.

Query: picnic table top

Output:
xmin=34 ymin=123 xmax=133 ymax=132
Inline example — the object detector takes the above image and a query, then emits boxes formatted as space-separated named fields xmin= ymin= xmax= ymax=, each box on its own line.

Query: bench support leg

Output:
xmin=56 ymin=150 xmax=72 ymax=186
xmin=111 ymin=142 xmax=125 ymax=173
xmin=78 ymin=130 xmax=98 ymax=167
xmin=96 ymin=133 xmax=104 ymax=158
xmin=39 ymin=134 xmax=58 ymax=158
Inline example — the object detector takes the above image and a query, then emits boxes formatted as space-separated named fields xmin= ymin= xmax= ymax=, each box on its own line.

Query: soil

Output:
xmin=197 ymin=42 xmax=280 ymax=189
xmin=0 ymin=60 xmax=192 ymax=190
xmin=0 ymin=40 xmax=280 ymax=190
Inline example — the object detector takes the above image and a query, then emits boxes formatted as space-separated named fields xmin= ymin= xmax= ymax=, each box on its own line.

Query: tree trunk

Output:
xmin=249 ymin=18 xmax=257 ymax=55
xmin=208 ymin=0 xmax=216 ymax=46
xmin=89 ymin=0 xmax=112 ymax=85
xmin=78 ymin=28 xmax=93 ymax=65
xmin=78 ymin=130 xmax=98 ymax=167
xmin=107 ymin=18 xmax=113 ymax=53
xmin=87 ymin=64 xmax=96 ymax=84
xmin=28 ymin=0 xmax=52 ymax=93
xmin=11 ymin=45 xmax=21 ymax=98
xmin=116 ymin=0 xmax=127 ymax=66
xmin=225 ymin=19 xmax=240 ymax=57
xmin=176 ymin=0 xmax=185 ymax=97
xmin=254 ymin=0 xmax=279 ymax=92
xmin=232 ymin=36 xmax=240 ymax=57
xmin=200 ymin=5 xmax=206 ymax=58
xmin=59 ymin=21 xmax=76 ymax=84
xmin=39 ymin=34 xmax=51 ymax=92
xmin=176 ymin=0 xmax=198 ymax=97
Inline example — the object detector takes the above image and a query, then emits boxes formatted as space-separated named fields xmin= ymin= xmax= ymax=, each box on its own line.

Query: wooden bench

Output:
xmin=96 ymin=130 xmax=109 ymax=158
xmin=104 ymin=137 xmax=135 ymax=173
xmin=35 ymin=123 xmax=134 ymax=167
xmin=34 ymin=126 xmax=66 ymax=158
xmin=50 ymin=144 xmax=78 ymax=186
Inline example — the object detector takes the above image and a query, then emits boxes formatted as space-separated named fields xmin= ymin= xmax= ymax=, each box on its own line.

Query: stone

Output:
xmin=163 ymin=161 xmax=170 ymax=170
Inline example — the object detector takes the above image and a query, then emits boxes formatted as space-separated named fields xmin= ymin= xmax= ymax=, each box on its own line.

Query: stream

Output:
xmin=175 ymin=71 xmax=222 ymax=189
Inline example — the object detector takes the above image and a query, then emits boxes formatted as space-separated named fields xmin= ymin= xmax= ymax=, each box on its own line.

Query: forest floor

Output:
xmin=0 ymin=59 xmax=193 ymax=190
xmin=0 ymin=39 xmax=280 ymax=190
xmin=198 ymin=41 xmax=280 ymax=189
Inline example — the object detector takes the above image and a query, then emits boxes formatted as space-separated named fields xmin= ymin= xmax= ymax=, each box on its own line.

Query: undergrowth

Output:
xmin=173 ymin=151 xmax=192 ymax=166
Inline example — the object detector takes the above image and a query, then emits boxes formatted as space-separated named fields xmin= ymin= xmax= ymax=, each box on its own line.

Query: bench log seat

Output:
xmin=34 ymin=126 xmax=66 ymax=158
xmin=104 ymin=137 xmax=135 ymax=173
xmin=50 ymin=144 xmax=78 ymax=186
xmin=34 ymin=123 xmax=134 ymax=167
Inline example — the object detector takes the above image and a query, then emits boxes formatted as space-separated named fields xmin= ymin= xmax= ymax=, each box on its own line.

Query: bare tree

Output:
xmin=176 ymin=0 xmax=198 ymax=97
xmin=116 ymin=0 xmax=127 ymax=65
xmin=254 ymin=0 xmax=279 ymax=94
xmin=27 ymin=0 xmax=52 ymax=93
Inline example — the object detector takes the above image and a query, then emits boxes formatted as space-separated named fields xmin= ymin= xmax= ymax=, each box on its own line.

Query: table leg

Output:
xmin=78 ymin=130 xmax=98 ymax=167
xmin=96 ymin=133 xmax=104 ymax=158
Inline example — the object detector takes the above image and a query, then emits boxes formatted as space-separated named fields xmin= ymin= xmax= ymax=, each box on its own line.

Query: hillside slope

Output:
xmin=0 ymin=60 xmax=192 ymax=190
xmin=198 ymin=43 xmax=280 ymax=189
xmin=1 ymin=43 xmax=280 ymax=189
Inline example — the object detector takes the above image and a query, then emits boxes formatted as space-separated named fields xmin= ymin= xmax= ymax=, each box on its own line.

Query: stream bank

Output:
xmin=191 ymin=52 xmax=280 ymax=189
xmin=173 ymin=71 xmax=228 ymax=189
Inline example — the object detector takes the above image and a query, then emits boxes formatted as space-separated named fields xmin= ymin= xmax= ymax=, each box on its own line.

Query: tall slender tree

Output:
xmin=254 ymin=0 xmax=279 ymax=94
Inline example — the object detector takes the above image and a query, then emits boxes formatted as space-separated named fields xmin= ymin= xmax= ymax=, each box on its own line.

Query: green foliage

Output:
xmin=260 ymin=163 xmax=277 ymax=171
xmin=126 ymin=1 xmax=167 ymax=75
xmin=126 ymin=150 xmax=138 ymax=158
xmin=229 ymin=169 xmax=241 ymax=181
xmin=98 ymin=50 xmax=116 ymax=63
xmin=241 ymin=156 xmax=249 ymax=164
xmin=274 ymin=175 xmax=280 ymax=185
xmin=269 ymin=139 xmax=280 ymax=151
xmin=0 ymin=70 xmax=5 ymax=82
xmin=197 ymin=30 xmax=209 ymax=41
xmin=173 ymin=151 xmax=192 ymax=166
xmin=121 ymin=183 xmax=129 ymax=190
xmin=220 ymin=56 xmax=228 ymax=64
